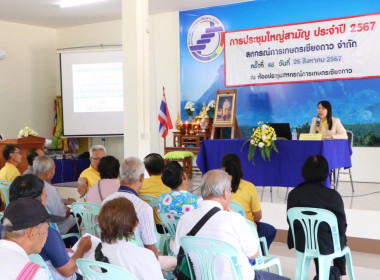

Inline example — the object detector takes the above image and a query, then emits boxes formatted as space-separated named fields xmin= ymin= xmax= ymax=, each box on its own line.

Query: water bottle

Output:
xmin=291 ymin=129 xmax=297 ymax=140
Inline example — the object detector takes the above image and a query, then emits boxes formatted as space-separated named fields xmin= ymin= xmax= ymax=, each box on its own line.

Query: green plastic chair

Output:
xmin=139 ymin=195 xmax=169 ymax=254
xmin=0 ymin=180 xmax=11 ymax=208
xmin=71 ymin=202 xmax=101 ymax=236
xmin=180 ymin=236 xmax=244 ymax=280
xmin=45 ymin=207 xmax=81 ymax=242
xmin=229 ymin=200 xmax=246 ymax=217
xmin=245 ymin=219 xmax=282 ymax=275
xmin=157 ymin=212 xmax=182 ymax=256
xmin=29 ymin=253 xmax=54 ymax=279
xmin=230 ymin=200 xmax=269 ymax=256
xmin=76 ymin=259 xmax=137 ymax=280
xmin=287 ymin=207 xmax=355 ymax=280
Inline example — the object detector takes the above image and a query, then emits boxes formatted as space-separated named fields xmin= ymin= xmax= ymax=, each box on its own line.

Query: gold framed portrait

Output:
xmin=214 ymin=89 xmax=237 ymax=125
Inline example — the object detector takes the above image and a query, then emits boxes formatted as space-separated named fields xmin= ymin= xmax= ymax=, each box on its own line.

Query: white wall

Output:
xmin=0 ymin=21 xmax=57 ymax=139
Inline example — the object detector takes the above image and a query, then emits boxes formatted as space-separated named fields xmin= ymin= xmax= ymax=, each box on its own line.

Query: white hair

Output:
xmin=120 ymin=157 xmax=145 ymax=184
xmin=200 ymin=169 xmax=231 ymax=199
xmin=1 ymin=218 xmax=27 ymax=239
xmin=90 ymin=145 xmax=106 ymax=157
xmin=33 ymin=156 xmax=54 ymax=176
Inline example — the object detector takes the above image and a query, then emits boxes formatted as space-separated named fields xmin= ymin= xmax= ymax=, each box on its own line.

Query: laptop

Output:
xmin=268 ymin=123 xmax=292 ymax=140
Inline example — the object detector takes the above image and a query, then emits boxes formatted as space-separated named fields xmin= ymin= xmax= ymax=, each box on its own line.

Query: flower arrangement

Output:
xmin=206 ymin=100 xmax=216 ymax=118
xmin=245 ymin=122 xmax=279 ymax=164
xmin=18 ymin=124 xmax=38 ymax=138
xmin=184 ymin=101 xmax=195 ymax=118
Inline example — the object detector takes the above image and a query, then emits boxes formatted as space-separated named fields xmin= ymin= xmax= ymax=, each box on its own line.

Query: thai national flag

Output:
xmin=158 ymin=87 xmax=173 ymax=138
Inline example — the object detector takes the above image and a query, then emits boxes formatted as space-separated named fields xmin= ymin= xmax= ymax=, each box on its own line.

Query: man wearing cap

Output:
xmin=3 ymin=174 xmax=92 ymax=280
xmin=0 ymin=197 xmax=54 ymax=279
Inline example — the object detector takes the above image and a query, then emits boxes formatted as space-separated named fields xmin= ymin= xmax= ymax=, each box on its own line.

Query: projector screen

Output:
xmin=60 ymin=49 xmax=124 ymax=136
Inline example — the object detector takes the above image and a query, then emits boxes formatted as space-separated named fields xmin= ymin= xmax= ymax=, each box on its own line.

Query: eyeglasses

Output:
xmin=12 ymin=151 xmax=22 ymax=155
xmin=91 ymin=157 xmax=101 ymax=161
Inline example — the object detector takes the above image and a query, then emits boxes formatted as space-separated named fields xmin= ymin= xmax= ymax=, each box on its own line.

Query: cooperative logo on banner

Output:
xmin=187 ymin=15 xmax=225 ymax=63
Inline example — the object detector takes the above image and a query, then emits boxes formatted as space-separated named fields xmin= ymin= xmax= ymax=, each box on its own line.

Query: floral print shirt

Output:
xmin=157 ymin=190 xmax=201 ymax=215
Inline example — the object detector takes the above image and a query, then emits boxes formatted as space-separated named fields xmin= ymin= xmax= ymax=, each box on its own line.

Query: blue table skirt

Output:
xmin=51 ymin=158 xmax=90 ymax=184
xmin=196 ymin=139 xmax=352 ymax=187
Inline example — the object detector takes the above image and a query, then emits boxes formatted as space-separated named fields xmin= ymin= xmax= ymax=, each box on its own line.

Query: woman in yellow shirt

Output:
xmin=221 ymin=153 xmax=277 ymax=249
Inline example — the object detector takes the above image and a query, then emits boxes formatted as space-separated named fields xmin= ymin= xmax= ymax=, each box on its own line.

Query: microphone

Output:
xmin=316 ymin=117 xmax=321 ymax=133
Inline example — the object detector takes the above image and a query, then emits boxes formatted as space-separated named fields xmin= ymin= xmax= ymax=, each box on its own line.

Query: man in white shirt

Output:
xmin=103 ymin=157 xmax=158 ymax=257
xmin=0 ymin=197 xmax=60 ymax=280
xmin=174 ymin=169 xmax=290 ymax=280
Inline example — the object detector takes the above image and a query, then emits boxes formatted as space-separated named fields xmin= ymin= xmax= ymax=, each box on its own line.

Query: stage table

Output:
xmin=51 ymin=158 xmax=90 ymax=184
xmin=196 ymin=139 xmax=352 ymax=187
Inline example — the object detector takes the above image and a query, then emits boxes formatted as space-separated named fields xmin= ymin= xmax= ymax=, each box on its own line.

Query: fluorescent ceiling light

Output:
xmin=58 ymin=0 xmax=107 ymax=8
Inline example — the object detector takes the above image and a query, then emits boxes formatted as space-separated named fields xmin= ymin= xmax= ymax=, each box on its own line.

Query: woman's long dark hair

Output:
xmin=221 ymin=153 xmax=243 ymax=193
xmin=318 ymin=100 xmax=333 ymax=130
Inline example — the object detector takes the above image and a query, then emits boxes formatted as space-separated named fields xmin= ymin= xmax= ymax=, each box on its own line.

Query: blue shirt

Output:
xmin=157 ymin=190 xmax=200 ymax=214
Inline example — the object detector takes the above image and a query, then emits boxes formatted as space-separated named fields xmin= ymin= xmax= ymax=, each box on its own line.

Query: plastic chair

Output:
xmin=71 ymin=202 xmax=101 ymax=236
xmin=76 ymin=259 xmax=137 ymax=280
xmin=29 ymin=253 xmax=54 ymax=279
xmin=229 ymin=200 xmax=246 ymax=217
xmin=287 ymin=207 xmax=355 ymax=280
xmin=157 ymin=212 xmax=182 ymax=255
xmin=46 ymin=207 xmax=81 ymax=242
xmin=0 ymin=180 xmax=11 ymax=208
xmin=335 ymin=130 xmax=355 ymax=192
xmin=139 ymin=195 xmax=168 ymax=254
xmin=180 ymin=236 xmax=244 ymax=280
xmin=245 ymin=219 xmax=282 ymax=275
xmin=230 ymin=201 xmax=269 ymax=256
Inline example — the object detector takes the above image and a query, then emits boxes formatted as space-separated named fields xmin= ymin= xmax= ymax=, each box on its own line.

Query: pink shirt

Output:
xmin=86 ymin=179 xmax=119 ymax=204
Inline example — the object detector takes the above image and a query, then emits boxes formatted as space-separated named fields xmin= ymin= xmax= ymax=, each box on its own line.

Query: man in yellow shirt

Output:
xmin=139 ymin=153 xmax=170 ymax=232
xmin=0 ymin=145 xmax=22 ymax=182
xmin=77 ymin=145 xmax=106 ymax=198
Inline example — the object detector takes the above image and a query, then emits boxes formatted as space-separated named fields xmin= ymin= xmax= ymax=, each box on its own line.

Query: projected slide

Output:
xmin=73 ymin=63 xmax=123 ymax=113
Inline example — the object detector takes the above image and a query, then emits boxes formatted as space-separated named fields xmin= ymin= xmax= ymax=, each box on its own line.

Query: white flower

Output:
xmin=182 ymin=204 xmax=195 ymax=213
xmin=262 ymin=135 xmax=267 ymax=141
xmin=207 ymin=100 xmax=215 ymax=110
xmin=162 ymin=195 xmax=172 ymax=205
xmin=261 ymin=124 xmax=268 ymax=130
xmin=272 ymin=136 xmax=277 ymax=140
xmin=250 ymin=139 xmax=255 ymax=145
xmin=258 ymin=142 xmax=264 ymax=148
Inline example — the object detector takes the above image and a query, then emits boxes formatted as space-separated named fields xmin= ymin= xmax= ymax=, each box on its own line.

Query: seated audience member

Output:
xmin=77 ymin=145 xmax=106 ymax=198
xmin=23 ymin=147 xmax=44 ymax=175
xmin=309 ymin=100 xmax=348 ymax=139
xmin=5 ymin=174 xmax=92 ymax=280
xmin=87 ymin=156 xmax=120 ymax=204
xmin=93 ymin=197 xmax=164 ymax=280
xmin=221 ymin=153 xmax=277 ymax=249
xmin=102 ymin=157 xmax=159 ymax=257
xmin=139 ymin=153 xmax=171 ymax=232
xmin=0 ymin=144 xmax=22 ymax=181
xmin=174 ymin=170 xmax=290 ymax=280
xmin=287 ymin=155 xmax=347 ymax=278
xmin=158 ymin=161 xmax=200 ymax=214
xmin=0 ymin=197 xmax=53 ymax=280
xmin=33 ymin=156 xmax=78 ymax=236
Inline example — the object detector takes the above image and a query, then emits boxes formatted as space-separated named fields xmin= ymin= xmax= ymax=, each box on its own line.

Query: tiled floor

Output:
xmin=187 ymin=173 xmax=380 ymax=279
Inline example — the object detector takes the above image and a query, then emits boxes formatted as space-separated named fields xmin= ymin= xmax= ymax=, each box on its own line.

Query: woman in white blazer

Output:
xmin=310 ymin=100 xmax=348 ymax=139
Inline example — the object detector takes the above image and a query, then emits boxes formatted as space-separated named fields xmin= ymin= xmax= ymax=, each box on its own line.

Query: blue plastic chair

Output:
xmin=71 ymin=202 xmax=101 ymax=236
xmin=157 ymin=212 xmax=182 ymax=256
xmin=0 ymin=180 xmax=11 ymax=208
xmin=76 ymin=259 xmax=137 ymax=280
xmin=45 ymin=207 xmax=81 ymax=242
xmin=245 ymin=219 xmax=282 ymax=275
xmin=29 ymin=254 xmax=54 ymax=280
xmin=287 ymin=207 xmax=355 ymax=280
xmin=180 ymin=236 xmax=244 ymax=280
xmin=230 ymin=200 xmax=269 ymax=256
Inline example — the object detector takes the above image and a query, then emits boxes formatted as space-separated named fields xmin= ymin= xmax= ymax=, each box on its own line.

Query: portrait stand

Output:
xmin=211 ymin=89 xmax=241 ymax=139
